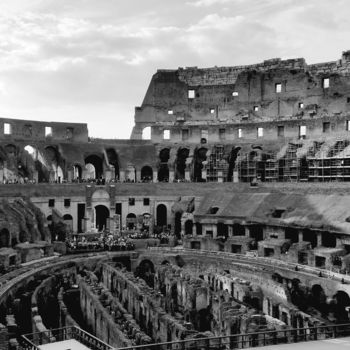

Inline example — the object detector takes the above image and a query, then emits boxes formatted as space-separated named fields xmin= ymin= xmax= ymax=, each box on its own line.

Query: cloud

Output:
xmin=0 ymin=0 xmax=350 ymax=138
xmin=188 ymin=0 xmax=232 ymax=6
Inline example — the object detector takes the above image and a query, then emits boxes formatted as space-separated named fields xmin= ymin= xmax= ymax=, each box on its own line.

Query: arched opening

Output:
xmin=142 ymin=127 xmax=151 ymax=140
xmin=95 ymin=205 xmax=109 ymax=232
xmin=0 ymin=228 xmax=10 ymax=248
xmin=85 ymin=154 xmax=103 ymax=179
xmin=175 ymin=212 xmax=182 ymax=239
xmin=233 ymin=223 xmax=245 ymax=236
xmin=158 ymin=148 xmax=170 ymax=182
xmin=333 ymin=291 xmax=350 ymax=322
xmin=157 ymin=204 xmax=167 ymax=227
xmin=106 ymin=148 xmax=120 ymax=180
xmin=175 ymin=148 xmax=189 ymax=180
xmin=63 ymin=214 xmax=73 ymax=232
xmin=126 ymin=213 xmax=137 ymax=230
xmin=311 ymin=284 xmax=327 ymax=315
xmin=193 ymin=148 xmax=207 ymax=182
xmin=184 ymin=220 xmax=193 ymax=235
xmin=141 ymin=166 xmax=153 ymax=182
xmin=44 ymin=146 xmax=62 ymax=181
xmin=85 ymin=163 xmax=96 ymax=179
xmin=74 ymin=164 xmax=82 ymax=180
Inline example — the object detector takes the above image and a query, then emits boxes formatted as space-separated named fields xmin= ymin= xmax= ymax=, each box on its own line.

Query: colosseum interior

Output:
xmin=2 ymin=50 xmax=350 ymax=349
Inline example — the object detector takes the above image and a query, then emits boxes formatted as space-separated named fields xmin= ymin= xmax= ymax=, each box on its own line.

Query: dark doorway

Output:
xmin=85 ymin=154 xmax=103 ymax=179
xmin=158 ymin=149 xmax=170 ymax=182
xmin=77 ymin=203 xmax=85 ymax=233
xmin=156 ymin=204 xmax=167 ymax=227
xmin=184 ymin=220 xmax=193 ymax=235
xmin=175 ymin=148 xmax=189 ymax=180
xmin=126 ymin=213 xmax=137 ymax=229
xmin=95 ymin=205 xmax=109 ymax=231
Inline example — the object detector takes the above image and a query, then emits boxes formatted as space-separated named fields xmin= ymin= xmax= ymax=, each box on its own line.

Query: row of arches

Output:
xmin=0 ymin=228 xmax=30 ymax=248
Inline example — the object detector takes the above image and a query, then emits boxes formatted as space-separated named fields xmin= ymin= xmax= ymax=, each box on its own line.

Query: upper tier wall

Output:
xmin=131 ymin=50 xmax=350 ymax=142
xmin=0 ymin=117 xmax=88 ymax=143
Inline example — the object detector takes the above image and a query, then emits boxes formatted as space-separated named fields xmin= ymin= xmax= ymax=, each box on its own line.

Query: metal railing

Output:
xmin=21 ymin=326 xmax=114 ymax=350
xmin=20 ymin=323 xmax=350 ymax=350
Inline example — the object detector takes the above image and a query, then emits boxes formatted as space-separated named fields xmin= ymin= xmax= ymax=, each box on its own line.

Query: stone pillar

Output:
xmin=298 ymin=231 xmax=303 ymax=242
xmin=136 ymin=169 xmax=141 ymax=182
xmin=212 ymin=224 xmax=217 ymax=238
xmin=153 ymin=170 xmax=158 ymax=183
xmin=169 ymin=170 xmax=174 ymax=183
xmin=317 ymin=232 xmax=322 ymax=247
xmin=192 ymin=223 xmax=197 ymax=236
xmin=83 ymin=218 xmax=90 ymax=232
xmin=149 ymin=200 xmax=155 ymax=234
xmin=185 ymin=170 xmax=191 ymax=182
xmin=119 ymin=170 xmax=125 ymax=182
xmin=217 ymin=170 xmax=224 ymax=183
xmin=244 ymin=226 xmax=250 ymax=237
xmin=105 ymin=169 xmax=112 ymax=182
xmin=67 ymin=168 xmax=74 ymax=183
xmin=228 ymin=225 xmax=233 ymax=238
xmin=33 ymin=170 xmax=39 ymax=184
xmin=233 ymin=170 xmax=239 ymax=183
xmin=201 ymin=169 xmax=207 ymax=181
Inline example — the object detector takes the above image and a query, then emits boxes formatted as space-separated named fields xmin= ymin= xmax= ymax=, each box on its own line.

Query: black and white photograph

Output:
xmin=0 ymin=1 xmax=350 ymax=349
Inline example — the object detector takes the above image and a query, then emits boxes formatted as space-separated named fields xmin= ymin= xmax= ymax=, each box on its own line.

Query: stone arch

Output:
xmin=156 ymin=204 xmax=167 ymax=227
xmin=0 ymin=228 xmax=10 ymax=248
xmin=311 ymin=284 xmax=327 ymax=315
xmin=175 ymin=148 xmax=189 ymax=180
xmin=158 ymin=148 xmax=170 ymax=182
xmin=63 ymin=214 xmax=73 ymax=232
xmin=142 ymin=126 xmax=151 ymax=140
xmin=141 ymin=166 xmax=153 ymax=182
xmin=91 ymin=189 xmax=110 ymax=201
xmin=193 ymin=147 xmax=207 ymax=182
xmin=106 ymin=148 xmax=120 ymax=179
xmin=184 ymin=220 xmax=193 ymax=235
xmin=95 ymin=205 xmax=109 ymax=232
xmin=85 ymin=154 xmax=103 ymax=179
xmin=126 ymin=213 xmax=137 ymax=229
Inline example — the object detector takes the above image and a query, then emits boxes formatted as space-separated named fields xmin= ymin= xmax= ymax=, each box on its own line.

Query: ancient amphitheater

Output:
xmin=2 ymin=50 xmax=350 ymax=349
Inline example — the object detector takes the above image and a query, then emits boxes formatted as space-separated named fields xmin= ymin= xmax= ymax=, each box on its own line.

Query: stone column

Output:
xmin=67 ymin=168 xmax=73 ymax=183
xmin=228 ymin=225 xmax=233 ymax=238
xmin=119 ymin=170 xmax=125 ymax=182
xmin=185 ymin=169 xmax=191 ymax=182
xmin=192 ymin=223 xmax=197 ymax=236
xmin=212 ymin=224 xmax=217 ymax=238
xmin=169 ymin=170 xmax=174 ymax=183
xmin=298 ymin=231 xmax=303 ymax=242
xmin=136 ymin=169 xmax=141 ymax=182
xmin=153 ymin=170 xmax=158 ymax=183
xmin=244 ymin=226 xmax=250 ymax=237
xmin=317 ymin=232 xmax=322 ymax=247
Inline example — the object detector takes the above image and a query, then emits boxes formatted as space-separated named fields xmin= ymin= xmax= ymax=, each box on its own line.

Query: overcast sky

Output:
xmin=0 ymin=0 xmax=349 ymax=139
